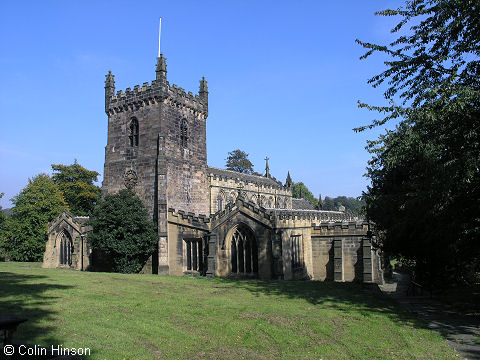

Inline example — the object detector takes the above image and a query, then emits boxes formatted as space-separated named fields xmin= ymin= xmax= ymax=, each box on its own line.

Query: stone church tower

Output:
xmin=102 ymin=54 xmax=209 ymax=272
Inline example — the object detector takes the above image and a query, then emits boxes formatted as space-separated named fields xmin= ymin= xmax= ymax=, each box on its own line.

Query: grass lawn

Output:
xmin=0 ymin=262 xmax=459 ymax=360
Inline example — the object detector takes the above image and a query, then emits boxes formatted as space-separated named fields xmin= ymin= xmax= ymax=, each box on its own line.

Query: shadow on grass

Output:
xmin=0 ymin=271 xmax=96 ymax=359
xmin=214 ymin=278 xmax=427 ymax=326
xmin=211 ymin=277 xmax=480 ymax=359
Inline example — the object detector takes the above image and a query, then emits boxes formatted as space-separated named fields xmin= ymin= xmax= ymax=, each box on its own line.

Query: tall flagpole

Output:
xmin=158 ymin=17 xmax=162 ymax=57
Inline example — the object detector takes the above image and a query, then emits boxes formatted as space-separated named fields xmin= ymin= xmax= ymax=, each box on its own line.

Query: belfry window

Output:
xmin=230 ymin=227 xmax=258 ymax=274
xmin=180 ymin=119 xmax=188 ymax=148
xmin=129 ymin=118 xmax=139 ymax=147
xmin=59 ymin=231 xmax=73 ymax=266
xmin=291 ymin=234 xmax=303 ymax=269
xmin=184 ymin=238 xmax=203 ymax=272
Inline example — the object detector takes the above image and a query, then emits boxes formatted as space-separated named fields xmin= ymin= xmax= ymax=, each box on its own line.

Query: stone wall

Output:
xmin=166 ymin=209 xmax=210 ymax=276
xmin=309 ymin=221 xmax=383 ymax=283
xmin=164 ymin=198 xmax=383 ymax=284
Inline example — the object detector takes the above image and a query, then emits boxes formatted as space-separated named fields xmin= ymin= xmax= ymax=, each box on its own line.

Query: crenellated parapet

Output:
xmin=168 ymin=208 xmax=211 ymax=230
xmin=104 ymin=54 xmax=208 ymax=116
xmin=312 ymin=220 xmax=368 ymax=232
xmin=270 ymin=209 xmax=359 ymax=222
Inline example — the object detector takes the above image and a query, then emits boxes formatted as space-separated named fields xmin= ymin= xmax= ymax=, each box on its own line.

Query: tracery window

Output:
xmin=59 ymin=230 xmax=73 ymax=266
xmin=230 ymin=227 xmax=258 ymax=274
xmin=129 ymin=118 xmax=139 ymax=147
xmin=291 ymin=234 xmax=303 ymax=269
xmin=180 ymin=119 xmax=188 ymax=148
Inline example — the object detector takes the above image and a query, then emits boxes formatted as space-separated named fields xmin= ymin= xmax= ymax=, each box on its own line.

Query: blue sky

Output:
xmin=0 ymin=0 xmax=402 ymax=209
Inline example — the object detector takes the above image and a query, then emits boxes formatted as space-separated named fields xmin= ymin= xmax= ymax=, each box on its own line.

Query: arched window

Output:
xmin=129 ymin=118 xmax=139 ymax=147
xmin=230 ymin=227 xmax=258 ymax=275
xmin=217 ymin=194 xmax=224 ymax=212
xmin=180 ymin=119 xmax=188 ymax=148
xmin=267 ymin=197 xmax=273 ymax=208
xmin=59 ymin=230 xmax=73 ymax=266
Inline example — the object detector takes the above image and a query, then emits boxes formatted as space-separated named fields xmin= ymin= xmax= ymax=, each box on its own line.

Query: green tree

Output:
xmin=0 ymin=193 xmax=6 ymax=260
xmin=51 ymin=160 xmax=101 ymax=216
xmin=225 ymin=149 xmax=254 ymax=174
xmin=322 ymin=196 xmax=365 ymax=215
xmin=0 ymin=174 xmax=67 ymax=261
xmin=357 ymin=0 xmax=480 ymax=285
xmin=88 ymin=189 xmax=157 ymax=273
xmin=0 ymin=193 xmax=5 ymax=229
xmin=292 ymin=182 xmax=318 ymax=208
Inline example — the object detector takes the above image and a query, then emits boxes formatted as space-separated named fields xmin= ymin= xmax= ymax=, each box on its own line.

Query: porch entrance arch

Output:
xmin=227 ymin=224 xmax=258 ymax=275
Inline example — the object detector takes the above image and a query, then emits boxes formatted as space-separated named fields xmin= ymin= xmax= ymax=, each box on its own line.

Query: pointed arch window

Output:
xmin=59 ymin=230 xmax=73 ymax=266
xmin=217 ymin=194 xmax=224 ymax=212
xmin=129 ymin=118 xmax=139 ymax=147
xmin=180 ymin=119 xmax=188 ymax=148
xmin=230 ymin=227 xmax=258 ymax=275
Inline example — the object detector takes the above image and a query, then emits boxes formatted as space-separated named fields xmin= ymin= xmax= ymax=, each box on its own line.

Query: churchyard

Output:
xmin=0 ymin=262 xmax=458 ymax=359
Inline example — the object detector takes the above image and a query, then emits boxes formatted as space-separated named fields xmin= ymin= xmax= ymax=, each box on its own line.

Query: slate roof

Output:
xmin=292 ymin=198 xmax=316 ymax=210
xmin=207 ymin=166 xmax=285 ymax=188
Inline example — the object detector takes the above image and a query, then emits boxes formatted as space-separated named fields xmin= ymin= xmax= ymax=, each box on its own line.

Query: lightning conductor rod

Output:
xmin=158 ymin=17 xmax=162 ymax=57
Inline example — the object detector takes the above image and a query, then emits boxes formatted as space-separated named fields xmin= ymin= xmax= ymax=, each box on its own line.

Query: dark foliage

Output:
xmin=292 ymin=182 xmax=318 ymax=208
xmin=357 ymin=0 xmax=480 ymax=286
xmin=322 ymin=196 xmax=365 ymax=215
xmin=225 ymin=149 xmax=254 ymax=174
xmin=88 ymin=189 xmax=157 ymax=273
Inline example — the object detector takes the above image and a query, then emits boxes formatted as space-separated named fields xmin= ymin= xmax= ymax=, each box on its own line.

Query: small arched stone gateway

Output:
xmin=42 ymin=210 xmax=92 ymax=270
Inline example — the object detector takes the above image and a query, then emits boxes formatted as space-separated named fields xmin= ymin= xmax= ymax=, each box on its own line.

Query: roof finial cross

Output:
xmin=264 ymin=156 xmax=270 ymax=178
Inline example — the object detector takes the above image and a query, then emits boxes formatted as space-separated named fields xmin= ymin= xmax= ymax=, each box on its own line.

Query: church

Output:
xmin=43 ymin=52 xmax=383 ymax=283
